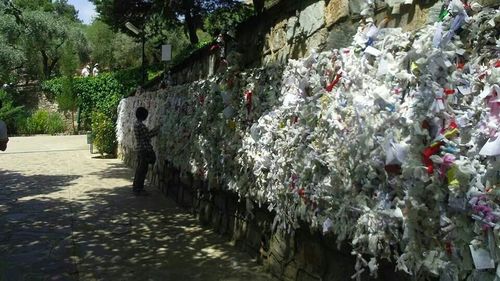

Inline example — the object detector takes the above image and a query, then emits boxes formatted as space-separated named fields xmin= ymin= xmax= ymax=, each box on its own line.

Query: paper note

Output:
xmin=469 ymin=245 xmax=495 ymax=269
xmin=365 ymin=46 xmax=382 ymax=57
xmin=457 ymin=85 xmax=471 ymax=95
xmin=479 ymin=136 xmax=500 ymax=156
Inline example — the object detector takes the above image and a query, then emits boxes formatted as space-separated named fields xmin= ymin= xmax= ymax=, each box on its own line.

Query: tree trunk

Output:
xmin=41 ymin=51 xmax=50 ymax=79
xmin=71 ymin=109 xmax=76 ymax=134
xmin=253 ymin=0 xmax=264 ymax=14
xmin=41 ymin=50 xmax=59 ymax=79
xmin=184 ymin=11 xmax=199 ymax=44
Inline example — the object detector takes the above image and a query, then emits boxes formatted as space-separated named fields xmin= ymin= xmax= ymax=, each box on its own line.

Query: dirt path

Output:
xmin=0 ymin=136 xmax=272 ymax=281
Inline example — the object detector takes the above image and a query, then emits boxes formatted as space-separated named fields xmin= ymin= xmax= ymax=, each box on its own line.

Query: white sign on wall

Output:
xmin=162 ymin=44 xmax=172 ymax=61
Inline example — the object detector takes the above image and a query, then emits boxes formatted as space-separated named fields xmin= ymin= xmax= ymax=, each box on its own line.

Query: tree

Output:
xmin=85 ymin=20 xmax=143 ymax=70
xmin=203 ymin=2 xmax=253 ymax=36
xmin=91 ymin=0 xmax=153 ymax=31
xmin=57 ymin=41 xmax=79 ymax=133
xmin=85 ymin=20 xmax=116 ymax=67
xmin=24 ymin=10 xmax=70 ymax=79
xmin=0 ymin=0 xmax=90 ymax=83
xmin=92 ymin=0 xmax=241 ymax=45
xmin=0 ymin=11 xmax=25 ymax=82
xmin=253 ymin=0 xmax=264 ymax=14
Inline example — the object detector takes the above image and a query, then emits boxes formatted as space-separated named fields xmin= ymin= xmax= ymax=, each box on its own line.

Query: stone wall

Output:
xmin=170 ymin=0 xmax=444 ymax=84
xmin=120 ymin=1 xmax=500 ymax=279
xmin=119 ymin=147 xmax=412 ymax=281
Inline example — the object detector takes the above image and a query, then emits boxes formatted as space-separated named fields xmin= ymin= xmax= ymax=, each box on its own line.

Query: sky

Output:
xmin=67 ymin=0 xmax=97 ymax=25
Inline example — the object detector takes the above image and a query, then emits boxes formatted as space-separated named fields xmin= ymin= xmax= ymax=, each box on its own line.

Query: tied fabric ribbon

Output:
xmin=422 ymin=142 xmax=442 ymax=174
xmin=440 ymin=120 xmax=459 ymax=136
xmin=431 ymin=90 xmax=446 ymax=113
xmin=326 ymin=72 xmax=342 ymax=92
xmin=440 ymin=154 xmax=456 ymax=179
xmin=245 ymin=90 xmax=253 ymax=114
xmin=485 ymin=87 xmax=500 ymax=122
xmin=210 ymin=44 xmax=220 ymax=52
xmin=472 ymin=201 xmax=496 ymax=231
xmin=442 ymin=120 xmax=458 ymax=132
xmin=444 ymin=88 xmax=455 ymax=95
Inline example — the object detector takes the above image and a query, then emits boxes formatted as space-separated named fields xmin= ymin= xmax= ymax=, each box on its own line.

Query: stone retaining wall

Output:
xmin=119 ymin=146 xmax=412 ymax=281
xmin=171 ymin=0 xmax=443 ymax=84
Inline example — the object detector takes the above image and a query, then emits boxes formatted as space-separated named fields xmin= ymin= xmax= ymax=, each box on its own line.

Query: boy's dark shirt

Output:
xmin=134 ymin=120 xmax=158 ymax=152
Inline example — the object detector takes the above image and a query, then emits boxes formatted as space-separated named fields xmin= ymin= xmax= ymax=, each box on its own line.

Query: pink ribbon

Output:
xmin=440 ymin=154 xmax=455 ymax=179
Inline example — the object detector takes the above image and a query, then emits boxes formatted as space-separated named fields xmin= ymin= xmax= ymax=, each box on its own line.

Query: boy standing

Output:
xmin=133 ymin=107 xmax=160 ymax=195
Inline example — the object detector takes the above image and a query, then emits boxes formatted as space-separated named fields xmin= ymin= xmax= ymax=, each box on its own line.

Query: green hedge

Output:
xmin=43 ymin=72 xmax=133 ymax=130
xmin=43 ymin=70 xmax=144 ymax=155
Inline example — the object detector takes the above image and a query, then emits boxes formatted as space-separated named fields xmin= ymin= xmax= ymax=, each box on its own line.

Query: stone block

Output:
xmin=283 ymin=260 xmax=299 ymax=280
xmin=182 ymin=187 xmax=193 ymax=207
xmin=245 ymin=222 xmax=262 ymax=252
xmin=214 ymin=192 xmax=226 ymax=211
xmin=232 ymin=217 xmax=247 ymax=243
xmin=325 ymin=0 xmax=349 ymax=27
xmin=296 ymin=269 xmax=321 ymax=281
xmin=199 ymin=200 xmax=212 ymax=225
xmin=286 ymin=16 xmax=299 ymax=42
xmin=264 ymin=19 xmax=288 ymax=54
xmin=348 ymin=0 xmax=370 ymax=16
xmin=212 ymin=212 xmax=221 ymax=231
xmin=306 ymin=28 xmax=328 ymax=54
xmin=295 ymin=235 xmax=326 ymax=275
xmin=323 ymin=249 xmax=357 ymax=281
xmin=227 ymin=213 xmax=235 ymax=237
xmin=269 ymin=230 xmax=293 ymax=261
xmin=180 ymin=172 xmax=192 ymax=186
xmin=477 ymin=0 xmax=500 ymax=7
xmin=325 ymin=21 xmax=358 ymax=50
xmin=298 ymin=1 xmax=326 ymax=37
xmin=266 ymin=252 xmax=284 ymax=277
xmin=276 ymin=48 xmax=290 ymax=64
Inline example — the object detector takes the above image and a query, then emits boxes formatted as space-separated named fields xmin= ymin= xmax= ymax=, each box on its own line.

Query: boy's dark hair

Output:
xmin=136 ymin=107 xmax=148 ymax=121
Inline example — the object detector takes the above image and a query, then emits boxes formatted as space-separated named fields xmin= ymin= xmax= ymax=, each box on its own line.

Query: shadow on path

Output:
xmin=74 ymin=163 xmax=272 ymax=280
xmin=0 ymin=170 xmax=80 ymax=281
xmin=0 ymin=161 xmax=271 ymax=280
xmin=88 ymin=162 xmax=133 ymax=181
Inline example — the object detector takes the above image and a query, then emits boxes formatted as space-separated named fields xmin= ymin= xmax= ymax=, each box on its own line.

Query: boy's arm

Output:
xmin=146 ymin=125 xmax=161 ymax=138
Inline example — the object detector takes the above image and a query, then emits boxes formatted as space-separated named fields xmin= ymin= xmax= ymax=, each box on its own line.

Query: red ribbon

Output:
xmin=245 ymin=90 xmax=253 ymax=114
xmin=227 ymin=78 xmax=234 ymax=89
xmin=326 ymin=73 xmax=342 ymax=92
xmin=445 ymin=241 xmax=453 ymax=256
xmin=422 ymin=143 xmax=442 ymax=174
xmin=444 ymin=88 xmax=455 ymax=95
xmin=210 ymin=44 xmax=220 ymax=52
xmin=440 ymin=120 xmax=458 ymax=134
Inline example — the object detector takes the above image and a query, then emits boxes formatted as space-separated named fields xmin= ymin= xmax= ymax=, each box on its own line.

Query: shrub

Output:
xmin=91 ymin=111 xmax=116 ymax=155
xmin=20 ymin=109 xmax=65 ymax=135
xmin=46 ymin=112 xmax=66 ymax=135
xmin=0 ymin=89 xmax=25 ymax=133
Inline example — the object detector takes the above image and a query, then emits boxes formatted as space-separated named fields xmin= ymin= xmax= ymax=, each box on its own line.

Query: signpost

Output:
xmin=161 ymin=45 xmax=172 ymax=62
